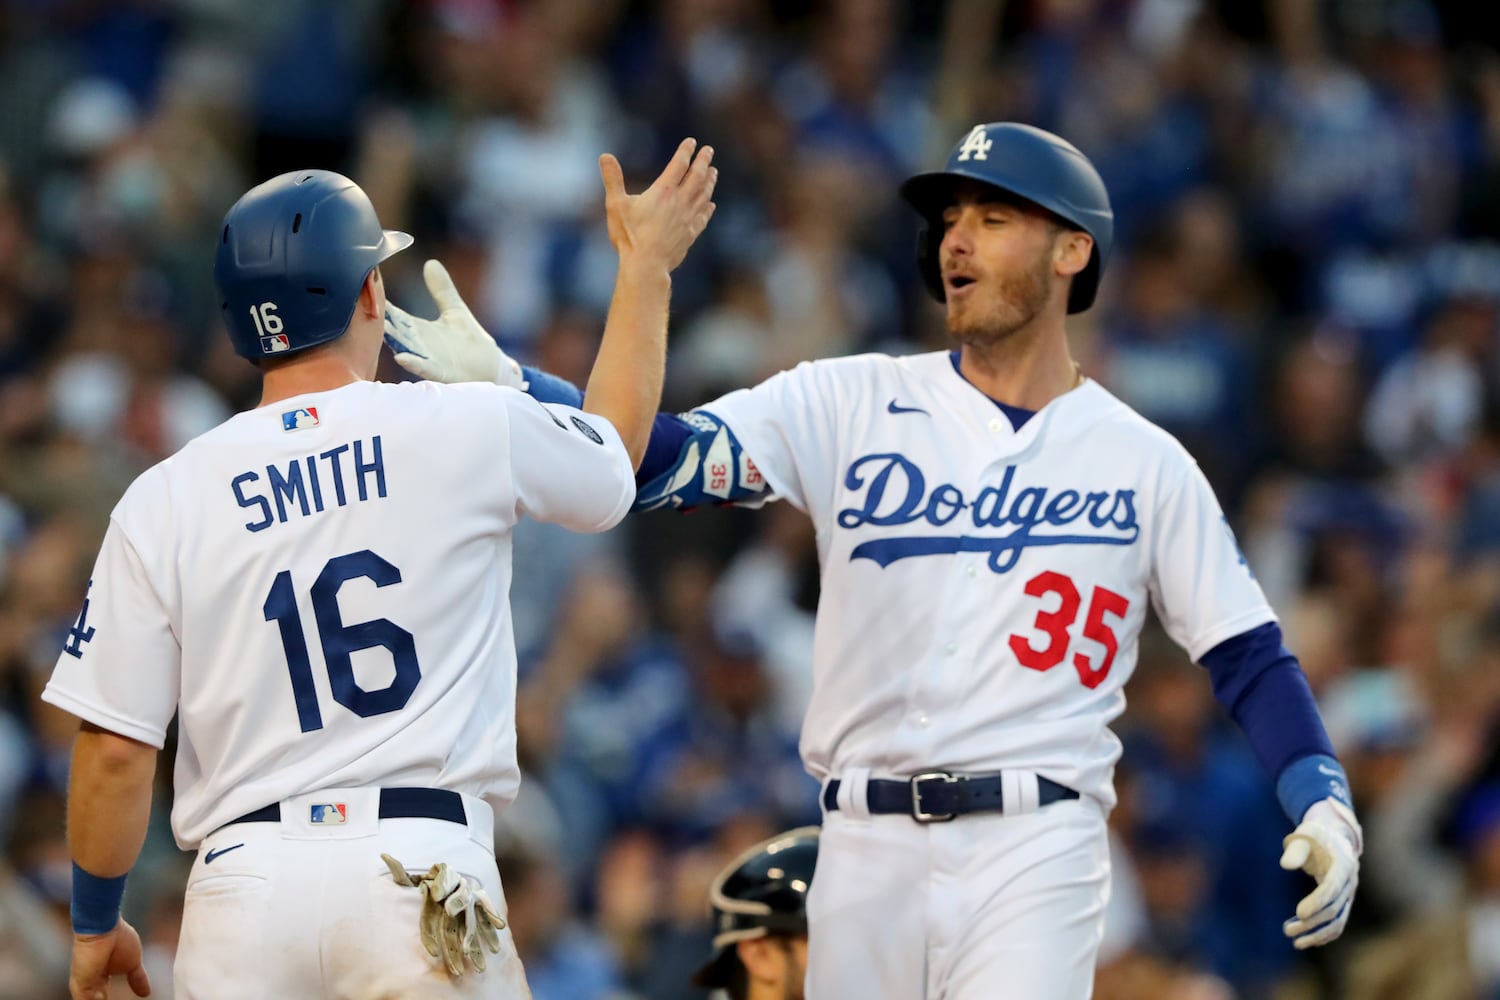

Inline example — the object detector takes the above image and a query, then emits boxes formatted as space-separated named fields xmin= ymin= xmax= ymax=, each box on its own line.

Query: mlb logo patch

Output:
xmin=282 ymin=407 xmax=319 ymax=431
xmin=309 ymin=803 xmax=347 ymax=825
xmin=261 ymin=334 xmax=291 ymax=353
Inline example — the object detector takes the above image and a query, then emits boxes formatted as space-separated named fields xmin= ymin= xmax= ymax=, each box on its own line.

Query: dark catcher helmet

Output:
xmin=214 ymin=169 xmax=412 ymax=359
xmin=899 ymin=122 xmax=1114 ymax=313
xmin=692 ymin=826 xmax=820 ymax=990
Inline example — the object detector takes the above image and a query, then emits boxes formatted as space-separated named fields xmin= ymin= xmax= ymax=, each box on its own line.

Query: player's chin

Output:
xmin=946 ymin=307 xmax=1000 ymax=346
xmin=944 ymin=299 xmax=978 ymax=338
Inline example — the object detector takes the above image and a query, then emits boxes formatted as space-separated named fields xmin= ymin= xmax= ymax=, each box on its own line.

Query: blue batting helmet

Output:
xmin=214 ymin=170 xmax=412 ymax=359
xmin=900 ymin=122 xmax=1114 ymax=313
xmin=692 ymin=826 xmax=819 ymax=990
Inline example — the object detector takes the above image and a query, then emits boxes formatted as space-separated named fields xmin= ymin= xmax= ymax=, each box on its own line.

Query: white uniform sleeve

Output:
xmin=505 ymin=391 xmax=635 ymax=532
xmin=41 ymin=518 xmax=180 ymax=748
xmin=698 ymin=360 xmax=844 ymax=514
xmin=1149 ymin=463 xmax=1277 ymax=661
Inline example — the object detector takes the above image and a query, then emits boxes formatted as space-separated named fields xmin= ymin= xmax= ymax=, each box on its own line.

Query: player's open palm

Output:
xmin=70 ymin=919 xmax=151 ymax=1000
xmin=600 ymin=137 xmax=717 ymax=273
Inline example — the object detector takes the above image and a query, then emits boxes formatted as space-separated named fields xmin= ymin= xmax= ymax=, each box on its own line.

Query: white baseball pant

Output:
xmin=808 ymin=771 xmax=1110 ymax=999
xmin=174 ymin=787 xmax=531 ymax=999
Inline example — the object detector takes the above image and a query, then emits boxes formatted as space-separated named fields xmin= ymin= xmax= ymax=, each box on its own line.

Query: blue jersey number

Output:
xmin=262 ymin=550 xmax=421 ymax=733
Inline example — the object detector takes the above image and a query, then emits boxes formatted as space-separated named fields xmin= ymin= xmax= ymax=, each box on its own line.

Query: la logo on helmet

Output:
xmin=956 ymin=126 xmax=993 ymax=162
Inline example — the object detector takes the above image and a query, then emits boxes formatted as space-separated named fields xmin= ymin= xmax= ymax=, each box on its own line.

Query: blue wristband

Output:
xmin=521 ymin=366 xmax=585 ymax=408
xmin=1276 ymin=753 xmax=1353 ymax=824
xmin=71 ymin=862 xmax=127 ymax=935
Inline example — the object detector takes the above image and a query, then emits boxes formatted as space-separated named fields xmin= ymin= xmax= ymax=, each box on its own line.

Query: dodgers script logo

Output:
xmin=836 ymin=454 xmax=1139 ymax=573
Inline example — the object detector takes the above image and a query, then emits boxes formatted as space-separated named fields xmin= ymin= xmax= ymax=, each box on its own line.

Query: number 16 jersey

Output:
xmin=701 ymin=351 xmax=1275 ymax=810
xmin=43 ymin=379 xmax=635 ymax=848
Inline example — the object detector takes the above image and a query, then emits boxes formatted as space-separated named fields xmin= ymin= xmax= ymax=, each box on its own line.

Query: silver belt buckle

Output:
xmin=910 ymin=771 xmax=958 ymax=823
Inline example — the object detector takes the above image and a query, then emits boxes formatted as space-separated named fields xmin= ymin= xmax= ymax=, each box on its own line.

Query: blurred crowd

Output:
xmin=2 ymin=0 xmax=1500 ymax=998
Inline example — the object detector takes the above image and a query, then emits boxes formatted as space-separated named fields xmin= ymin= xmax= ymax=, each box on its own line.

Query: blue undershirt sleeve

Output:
xmin=1200 ymin=622 xmax=1352 ymax=823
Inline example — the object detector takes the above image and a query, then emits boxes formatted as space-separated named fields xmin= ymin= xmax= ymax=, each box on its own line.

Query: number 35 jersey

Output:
xmin=43 ymin=379 xmax=635 ymax=848
xmin=702 ymin=351 xmax=1275 ymax=810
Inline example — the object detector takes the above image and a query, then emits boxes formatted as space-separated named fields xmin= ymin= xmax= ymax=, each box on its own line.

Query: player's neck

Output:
xmin=957 ymin=325 xmax=1081 ymax=410
xmin=258 ymin=350 xmax=370 ymax=408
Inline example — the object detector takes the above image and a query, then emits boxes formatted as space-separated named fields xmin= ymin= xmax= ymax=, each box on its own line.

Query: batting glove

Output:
xmin=1279 ymin=797 xmax=1362 ymax=949
xmin=383 ymin=259 xmax=526 ymax=390
xmin=381 ymin=853 xmax=506 ymax=976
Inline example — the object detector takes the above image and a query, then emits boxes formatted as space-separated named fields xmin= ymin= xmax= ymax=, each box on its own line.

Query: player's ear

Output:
xmin=1053 ymin=229 xmax=1092 ymax=279
xmin=357 ymin=267 xmax=384 ymax=320
xmin=737 ymin=936 xmax=787 ymax=985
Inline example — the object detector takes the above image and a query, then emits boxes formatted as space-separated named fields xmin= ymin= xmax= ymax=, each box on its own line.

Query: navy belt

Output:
xmin=822 ymin=772 xmax=1078 ymax=823
xmin=226 ymin=787 xmax=467 ymax=827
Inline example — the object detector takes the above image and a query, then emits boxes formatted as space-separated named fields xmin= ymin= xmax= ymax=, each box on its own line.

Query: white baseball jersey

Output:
xmin=702 ymin=350 xmax=1274 ymax=809
xmin=43 ymin=379 xmax=634 ymax=848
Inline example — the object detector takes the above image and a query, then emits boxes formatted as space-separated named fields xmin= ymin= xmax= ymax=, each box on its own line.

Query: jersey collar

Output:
xmin=909 ymin=350 xmax=1121 ymax=457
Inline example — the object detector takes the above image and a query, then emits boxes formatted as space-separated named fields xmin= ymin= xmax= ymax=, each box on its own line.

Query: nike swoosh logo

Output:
xmin=204 ymin=843 xmax=245 ymax=864
xmin=1317 ymin=765 xmax=1342 ymax=778
xmin=887 ymin=399 xmax=929 ymax=416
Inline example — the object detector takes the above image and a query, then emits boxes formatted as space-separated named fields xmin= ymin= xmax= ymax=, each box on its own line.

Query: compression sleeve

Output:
xmin=638 ymin=412 xmax=693 ymax=487
xmin=634 ymin=410 xmax=774 ymax=511
xmin=1201 ymin=622 xmax=1353 ymax=823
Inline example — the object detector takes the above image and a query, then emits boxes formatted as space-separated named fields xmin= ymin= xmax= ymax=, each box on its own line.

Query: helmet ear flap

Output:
xmin=915 ymin=219 xmax=946 ymax=303
xmin=1066 ymin=250 xmax=1101 ymax=314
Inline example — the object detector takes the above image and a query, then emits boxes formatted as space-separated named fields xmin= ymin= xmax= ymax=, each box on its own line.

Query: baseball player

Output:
xmin=693 ymin=827 xmax=818 ymax=1000
xmin=385 ymin=122 xmax=1362 ymax=999
xmin=43 ymin=139 xmax=717 ymax=1000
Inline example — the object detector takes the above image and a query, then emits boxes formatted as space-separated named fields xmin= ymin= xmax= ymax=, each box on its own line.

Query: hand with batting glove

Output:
xmin=1279 ymin=797 xmax=1362 ymax=949
xmin=382 ymin=853 xmax=506 ymax=976
xmin=384 ymin=260 xmax=526 ymax=388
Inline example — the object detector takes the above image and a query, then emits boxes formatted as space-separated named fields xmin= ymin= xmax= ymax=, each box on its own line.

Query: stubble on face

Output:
xmin=945 ymin=245 xmax=1056 ymax=348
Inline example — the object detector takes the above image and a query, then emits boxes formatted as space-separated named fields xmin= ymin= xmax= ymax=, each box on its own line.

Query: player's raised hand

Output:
xmin=1279 ymin=798 xmax=1362 ymax=949
xmin=384 ymin=259 xmax=526 ymax=387
xmin=70 ymin=919 xmax=151 ymax=999
xmin=599 ymin=138 xmax=717 ymax=273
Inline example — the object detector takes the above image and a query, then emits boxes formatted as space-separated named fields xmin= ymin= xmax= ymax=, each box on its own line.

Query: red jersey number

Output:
xmin=1008 ymin=571 xmax=1131 ymax=689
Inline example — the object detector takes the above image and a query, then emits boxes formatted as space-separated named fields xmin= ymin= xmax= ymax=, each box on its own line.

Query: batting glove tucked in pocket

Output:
xmin=381 ymin=853 xmax=506 ymax=976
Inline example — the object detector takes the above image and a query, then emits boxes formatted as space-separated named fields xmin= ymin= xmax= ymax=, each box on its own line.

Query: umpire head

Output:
xmin=693 ymin=826 xmax=819 ymax=1000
